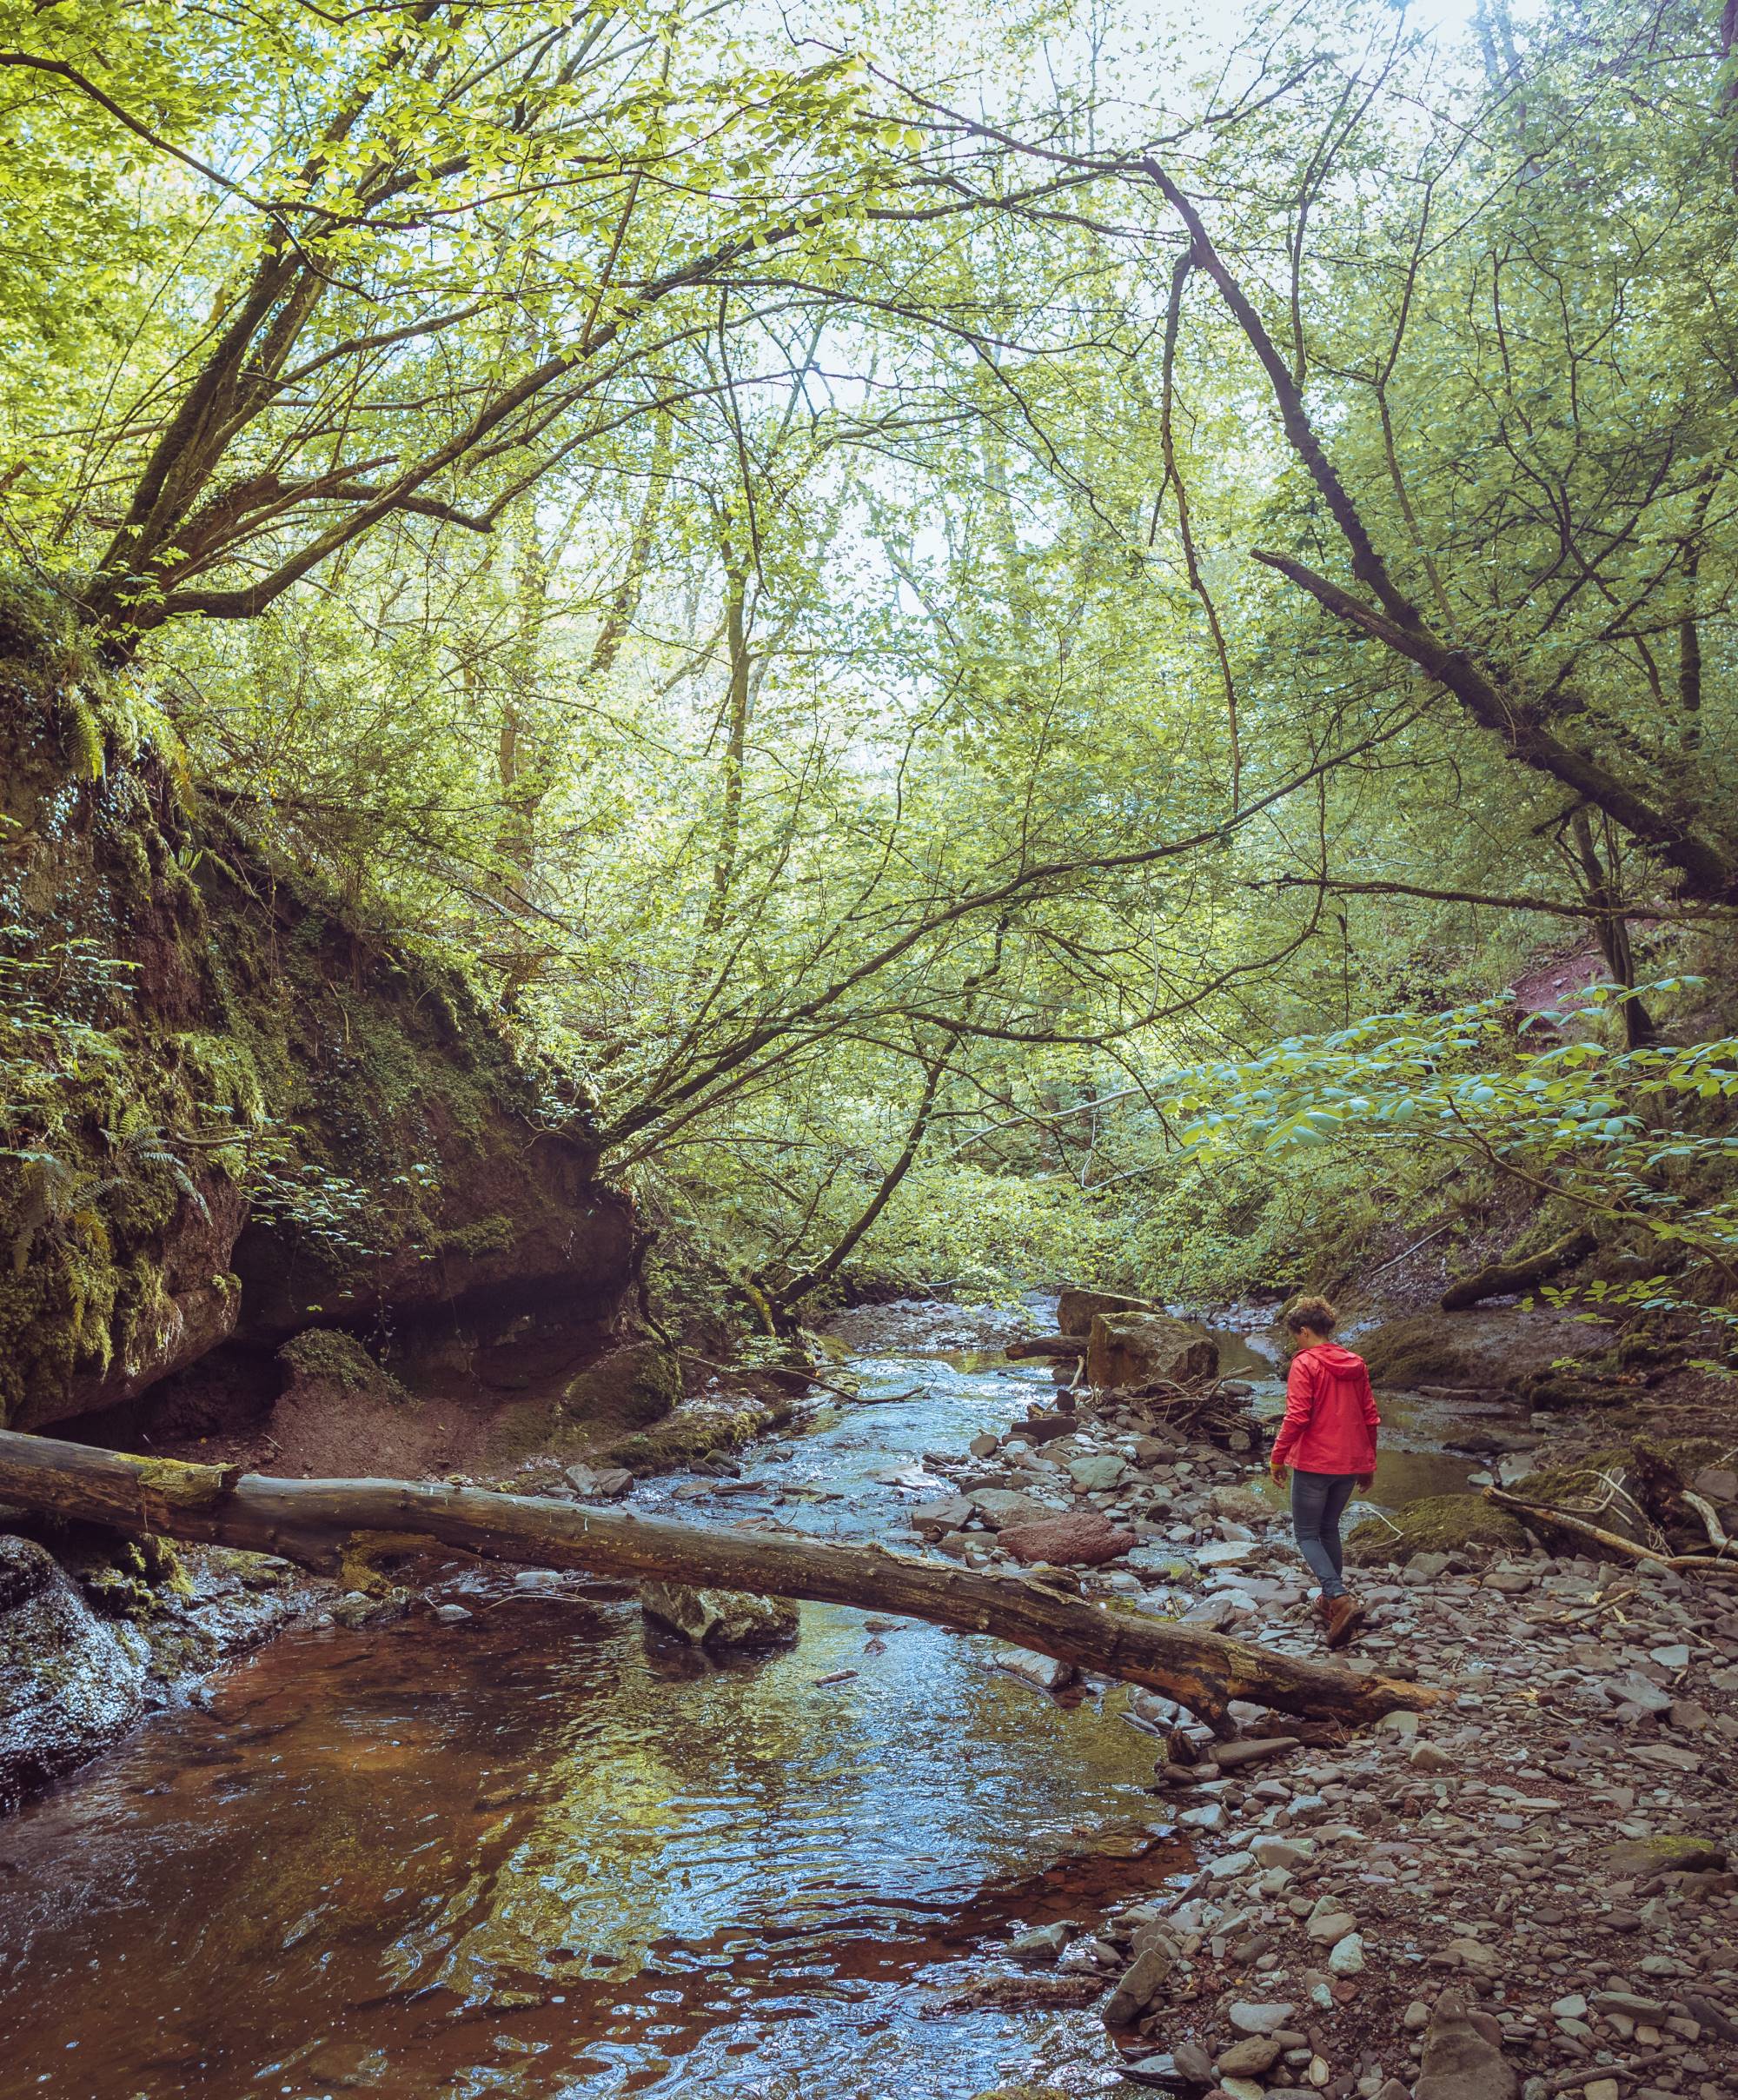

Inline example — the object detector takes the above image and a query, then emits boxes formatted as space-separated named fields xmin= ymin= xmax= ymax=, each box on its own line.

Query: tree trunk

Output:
xmin=0 ymin=1429 xmax=1437 ymax=1731
xmin=767 ymin=1045 xmax=952 ymax=1318
xmin=700 ymin=535 xmax=753 ymax=942
xmin=1569 ymin=809 xmax=1653 ymax=1048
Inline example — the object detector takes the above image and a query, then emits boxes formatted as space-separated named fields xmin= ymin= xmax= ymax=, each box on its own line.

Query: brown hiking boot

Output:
xmin=1325 ymin=1593 xmax=1364 ymax=1649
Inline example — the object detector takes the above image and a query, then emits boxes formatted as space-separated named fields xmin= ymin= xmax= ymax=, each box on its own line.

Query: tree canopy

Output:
xmin=4 ymin=0 xmax=1738 ymax=1334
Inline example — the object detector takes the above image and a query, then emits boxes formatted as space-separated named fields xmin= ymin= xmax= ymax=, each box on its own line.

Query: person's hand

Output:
xmin=1356 ymin=1471 xmax=1375 ymax=1492
xmin=1270 ymin=1460 xmax=1288 ymax=1487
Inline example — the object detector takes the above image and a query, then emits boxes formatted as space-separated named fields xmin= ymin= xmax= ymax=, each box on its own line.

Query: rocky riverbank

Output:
xmin=0 ymin=1532 xmax=321 ymax=1811
xmin=883 ymin=1345 xmax=1738 ymax=2100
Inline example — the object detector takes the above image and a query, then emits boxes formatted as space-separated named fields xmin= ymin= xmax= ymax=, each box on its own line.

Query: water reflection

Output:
xmin=0 ymin=1346 xmax=1175 ymax=2100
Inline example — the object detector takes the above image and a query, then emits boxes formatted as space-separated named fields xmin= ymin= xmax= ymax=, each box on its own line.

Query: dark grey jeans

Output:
xmin=1290 ymin=1470 xmax=1361 ymax=1598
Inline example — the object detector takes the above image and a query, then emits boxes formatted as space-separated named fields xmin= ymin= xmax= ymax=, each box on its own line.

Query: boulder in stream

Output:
xmin=0 ymin=1535 xmax=147 ymax=1810
xmin=639 ymin=1581 xmax=799 ymax=1649
xmin=1087 ymin=1312 xmax=1218 ymax=1390
xmin=1058 ymin=1287 xmax=1156 ymax=1336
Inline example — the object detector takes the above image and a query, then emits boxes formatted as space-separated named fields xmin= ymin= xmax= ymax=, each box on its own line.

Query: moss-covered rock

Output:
xmin=1360 ymin=1306 xmax=1605 ymax=1393
xmin=1057 ymin=1286 xmax=1154 ymax=1335
xmin=639 ymin=1583 xmax=799 ymax=1648
xmin=1087 ymin=1312 xmax=1218 ymax=1388
xmin=561 ymin=1341 xmax=683 ymax=1438
xmin=968 ymin=2088 xmax=1073 ymax=2100
xmin=1345 ymin=1492 xmax=1530 ymax=1566
xmin=1361 ymin=1317 xmax=1488 ymax=1388
xmin=1503 ymin=1437 xmax=1731 ymax=1555
xmin=607 ymin=1389 xmax=793 ymax=1474
xmin=277 ymin=1327 xmax=405 ymax=1403
xmin=0 ymin=1534 xmax=148 ymax=1810
xmin=0 ymin=688 xmax=634 ymax=1430
xmin=1601 ymin=1832 xmax=1727 ymax=1878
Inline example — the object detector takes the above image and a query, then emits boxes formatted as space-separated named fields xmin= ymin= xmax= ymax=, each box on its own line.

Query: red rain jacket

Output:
xmin=1270 ymin=1342 xmax=1380 ymax=1476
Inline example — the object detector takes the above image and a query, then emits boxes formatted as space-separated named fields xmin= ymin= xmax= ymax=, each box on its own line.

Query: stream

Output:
xmin=0 ymin=1310 xmax=1477 ymax=2100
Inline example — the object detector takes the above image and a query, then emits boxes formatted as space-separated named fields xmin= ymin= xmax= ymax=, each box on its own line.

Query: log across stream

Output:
xmin=0 ymin=1425 xmax=1434 ymax=1729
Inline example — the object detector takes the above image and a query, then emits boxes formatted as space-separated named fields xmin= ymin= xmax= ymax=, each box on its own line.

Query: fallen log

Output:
xmin=0 ymin=1428 xmax=1438 ymax=1731
xmin=1484 ymin=1485 xmax=1735 ymax=1571
xmin=1439 ymin=1226 xmax=1596 ymax=1312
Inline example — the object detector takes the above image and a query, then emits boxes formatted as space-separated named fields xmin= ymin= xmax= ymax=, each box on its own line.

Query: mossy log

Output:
xmin=1439 ymin=1228 xmax=1596 ymax=1312
xmin=0 ymin=1428 xmax=1438 ymax=1731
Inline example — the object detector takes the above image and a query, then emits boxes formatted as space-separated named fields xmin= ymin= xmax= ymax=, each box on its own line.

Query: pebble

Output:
xmin=1217 ymin=2035 xmax=1283 ymax=2076
xmin=1010 ymin=1922 xmax=1071 ymax=1961
xmin=1329 ymin=1932 xmax=1366 ymax=1976
xmin=1228 ymin=2000 xmax=1297 ymax=2037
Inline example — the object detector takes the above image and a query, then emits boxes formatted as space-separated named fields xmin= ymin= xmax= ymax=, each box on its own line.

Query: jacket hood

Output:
xmin=1303 ymin=1342 xmax=1366 ymax=1374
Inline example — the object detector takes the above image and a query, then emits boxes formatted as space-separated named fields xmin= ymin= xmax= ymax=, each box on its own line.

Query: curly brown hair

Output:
xmin=1283 ymin=1294 xmax=1338 ymax=1337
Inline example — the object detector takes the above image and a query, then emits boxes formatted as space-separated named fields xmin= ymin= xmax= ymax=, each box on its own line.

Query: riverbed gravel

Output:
xmin=908 ymin=1390 xmax=1738 ymax=2100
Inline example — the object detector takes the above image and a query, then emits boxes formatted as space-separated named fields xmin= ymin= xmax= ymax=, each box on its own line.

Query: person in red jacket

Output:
xmin=1268 ymin=1295 xmax=1380 ymax=1649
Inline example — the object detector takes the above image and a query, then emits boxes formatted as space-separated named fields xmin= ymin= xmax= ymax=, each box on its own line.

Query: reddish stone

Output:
xmin=998 ymin=1512 xmax=1138 ymax=1567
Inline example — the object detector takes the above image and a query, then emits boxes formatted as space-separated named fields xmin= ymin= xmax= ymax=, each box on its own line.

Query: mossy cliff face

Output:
xmin=0 ymin=677 xmax=635 ymax=1430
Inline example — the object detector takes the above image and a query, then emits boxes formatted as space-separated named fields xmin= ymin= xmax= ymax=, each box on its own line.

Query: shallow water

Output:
xmin=0 ymin=1312 xmax=1483 ymax=2099
xmin=0 ymin=1347 xmax=1177 ymax=2100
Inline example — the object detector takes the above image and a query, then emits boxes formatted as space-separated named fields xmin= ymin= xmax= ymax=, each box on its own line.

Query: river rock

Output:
xmin=969 ymin=1488 xmax=1050 ymax=1529
xmin=1103 ymin=1943 xmax=1176 ymax=2026
xmin=1328 ymin=1931 xmax=1366 ymax=1976
xmin=1066 ymin=1453 xmax=1127 ymax=1492
xmin=1207 ymin=1736 xmax=1299 ymax=1771
xmin=639 ymin=1582 xmax=799 ymax=1648
xmin=1197 ymin=1539 xmax=1257 ymax=1567
xmin=1602 ymin=1832 xmax=1726 ymax=1877
xmin=1217 ymin=2037 xmax=1283 ymax=2077
xmin=0 ymin=1535 xmax=148 ymax=1810
xmin=1227 ymin=2000 xmax=1296 ymax=2037
xmin=992 ymin=1646 xmax=1077 ymax=1692
xmin=1416 ymin=1991 xmax=1518 ymax=2100
xmin=1210 ymin=1485 xmax=1271 ymax=1523
xmin=909 ymin=1496 xmax=975 ymax=1538
xmin=1598 ymin=1670 xmax=1673 ymax=1715
xmin=999 ymin=1512 xmax=1137 ymax=1566
xmin=1058 ymin=1286 xmax=1157 ymax=1334
xmin=1087 ymin=1312 xmax=1219 ymax=1390
xmin=967 ymin=2087 xmax=1072 ymax=2100
xmin=1010 ymin=1921 xmax=1073 ymax=1962
xmin=564 ymin=1462 xmax=634 ymax=1499
xmin=1009 ymin=1415 xmax=1075 ymax=1445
